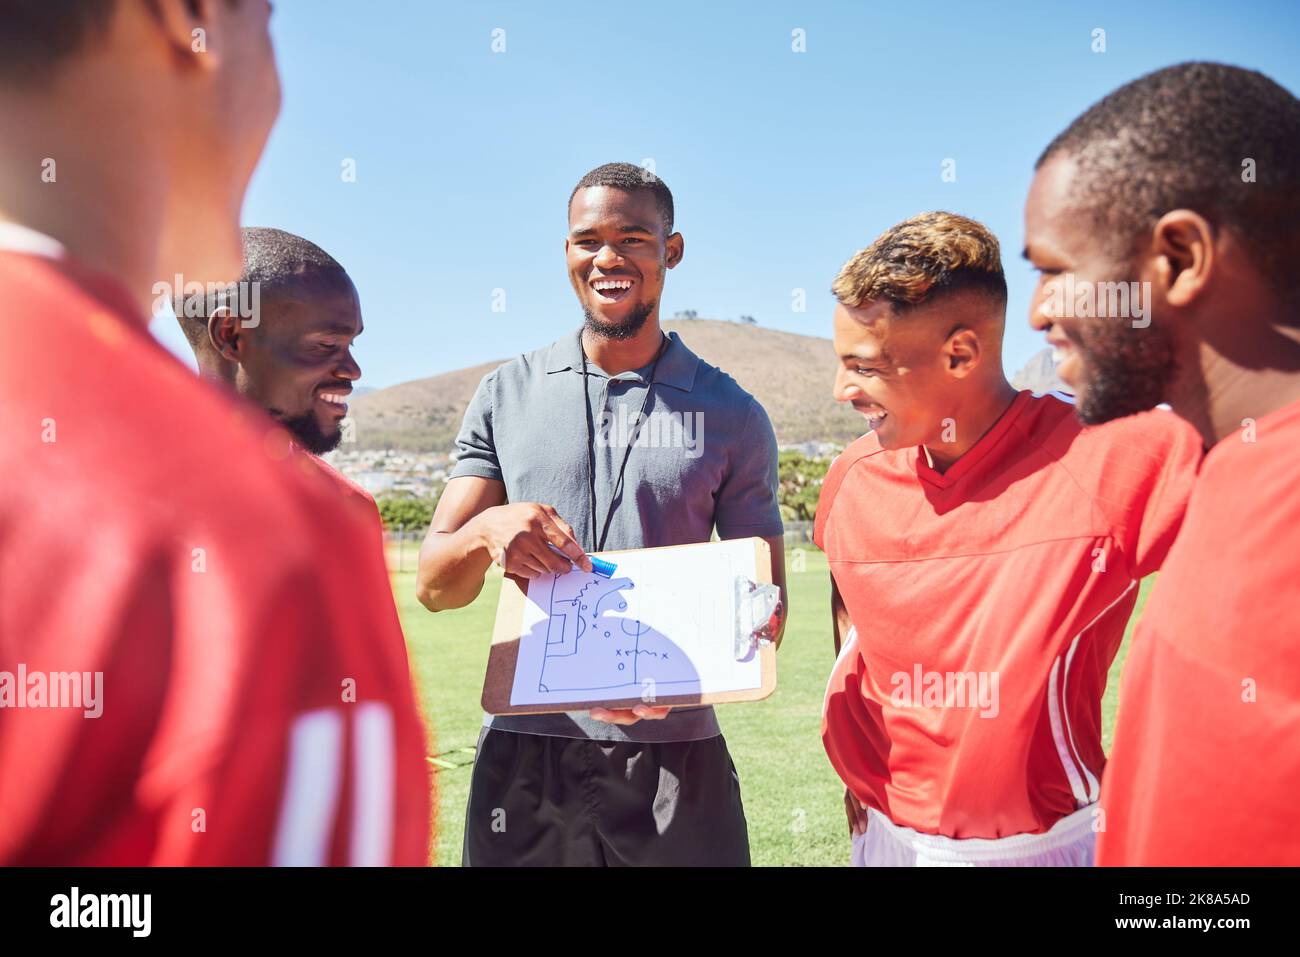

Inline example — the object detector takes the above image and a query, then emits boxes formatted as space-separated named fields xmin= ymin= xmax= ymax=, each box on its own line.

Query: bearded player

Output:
xmin=1025 ymin=62 xmax=1300 ymax=865
xmin=817 ymin=212 xmax=1201 ymax=866
xmin=175 ymin=227 xmax=379 ymax=522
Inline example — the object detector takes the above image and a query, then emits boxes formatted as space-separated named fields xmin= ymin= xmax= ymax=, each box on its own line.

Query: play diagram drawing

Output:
xmin=537 ymin=574 xmax=699 ymax=693
xmin=507 ymin=538 xmax=766 ymax=708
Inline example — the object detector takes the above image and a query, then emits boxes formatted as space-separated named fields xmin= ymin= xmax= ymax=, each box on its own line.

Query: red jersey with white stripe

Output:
xmin=815 ymin=391 xmax=1201 ymax=839
xmin=1098 ymin=396 xmax=1300 ymax=865
xmin=0 ymin=252 xmax=430 ymax=865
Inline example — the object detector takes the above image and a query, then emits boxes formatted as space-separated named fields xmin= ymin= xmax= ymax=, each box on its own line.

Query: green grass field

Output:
xmin=393 ymin=547 xmax=1148 ymax=866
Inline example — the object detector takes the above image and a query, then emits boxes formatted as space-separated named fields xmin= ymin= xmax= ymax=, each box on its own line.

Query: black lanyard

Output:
xmin=580 ymin=331 xmax=669 ymax=553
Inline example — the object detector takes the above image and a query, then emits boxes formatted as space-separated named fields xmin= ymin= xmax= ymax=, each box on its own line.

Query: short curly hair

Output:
xmin=569 ymin=162 xmax=675 ymax=235
xmin=831 ymin=211 xmax=1007 ymax=313
xmin=1037 ymin=61 xmax=1300 ymax=303
xmin=173 ymin=227 xmax=349 ymax=349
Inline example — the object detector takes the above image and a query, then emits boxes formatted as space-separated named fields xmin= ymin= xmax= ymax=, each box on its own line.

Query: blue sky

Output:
xmin=153 ymin=0 xmax=1300 ymax=389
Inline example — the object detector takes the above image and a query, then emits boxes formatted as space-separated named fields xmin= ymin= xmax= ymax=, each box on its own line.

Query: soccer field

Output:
xmin=393 ymin=548 xmax=1148 ymax=867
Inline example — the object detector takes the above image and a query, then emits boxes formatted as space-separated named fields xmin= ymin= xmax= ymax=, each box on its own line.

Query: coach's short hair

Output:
xmin=832 ymin=211 xmax=1007 ymax=313
xmin=569 ymin=162 xmax=675 ymax=235
xmin=173 ymin=227 xmax=350 ymax=349
xmin=1037 ymin=61 xmax=1300 ymax=298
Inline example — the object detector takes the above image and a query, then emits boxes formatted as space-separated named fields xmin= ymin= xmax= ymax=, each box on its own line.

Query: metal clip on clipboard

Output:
xmin=734 ymin=576 xmax=782 ymax=660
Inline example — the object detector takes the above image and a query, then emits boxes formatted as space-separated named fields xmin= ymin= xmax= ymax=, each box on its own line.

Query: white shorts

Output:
xmin=850 ymin=804 xmax=1097 ymax=867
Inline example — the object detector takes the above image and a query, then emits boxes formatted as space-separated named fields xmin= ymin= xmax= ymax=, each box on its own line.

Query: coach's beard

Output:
xmin=583 ymin=298 xmax=657 ymax=341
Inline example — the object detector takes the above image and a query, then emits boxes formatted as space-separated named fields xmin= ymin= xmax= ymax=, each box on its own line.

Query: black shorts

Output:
xmin=462 ymin=727 xmax=751 ymax=866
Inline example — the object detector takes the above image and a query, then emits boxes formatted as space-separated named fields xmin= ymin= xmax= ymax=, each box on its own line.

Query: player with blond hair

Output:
xmin=816 ymin=211 xmax=1201 ymax=866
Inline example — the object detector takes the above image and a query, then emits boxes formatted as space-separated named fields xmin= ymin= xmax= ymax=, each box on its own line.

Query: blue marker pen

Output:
xmin=547 ymin=543 xmax=617 ymax=578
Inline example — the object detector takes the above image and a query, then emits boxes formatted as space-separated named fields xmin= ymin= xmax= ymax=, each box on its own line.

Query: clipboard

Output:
xmin=482 ymin=537 xmax=778 ymax=715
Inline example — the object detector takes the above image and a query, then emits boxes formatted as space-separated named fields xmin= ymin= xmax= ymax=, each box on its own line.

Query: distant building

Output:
xmin=354 ymin=471 xmax=397 ymax=494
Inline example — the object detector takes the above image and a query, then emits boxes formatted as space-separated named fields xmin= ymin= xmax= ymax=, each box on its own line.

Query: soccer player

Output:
xmin=174 ymin=227 xmax=378 ymax=521
xmin=1024 ymin=62 xmax=1300 ymax=865
xmin=416 ymin=162 xmax=787 ymax=866
xmin=0 ymin=1 xmax=429 ymax=864
xmin=817 ymin=212 xmax=1202 ymax=866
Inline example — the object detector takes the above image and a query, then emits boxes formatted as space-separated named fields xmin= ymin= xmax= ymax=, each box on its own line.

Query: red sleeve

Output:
xmin=812 ymin=456 xmax=842 ymax=552
xmin=1120 ymin=412 xmax=1204 ymax=578
xmin=1024 ymin=402 xmax=1203 ymax=582
xmin=814 ymin=439 xmax=870 ymax=553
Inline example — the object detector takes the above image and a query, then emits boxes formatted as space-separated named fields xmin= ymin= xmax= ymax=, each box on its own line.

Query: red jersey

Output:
xmin=299 ymin=450 xmax=378 ymax=513
xmin=0 ymin=251 xmax=430 ymax=865
xmin=295 ymin=449 xmax=384 ymax=550
xmin=815 ymin=391 xmax=1201 ymax=839
xmin=1097 ymin=396 xmax=1300 ymax=865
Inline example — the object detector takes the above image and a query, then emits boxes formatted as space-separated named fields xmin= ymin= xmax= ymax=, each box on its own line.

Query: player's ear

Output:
xmin=1150 ymin=209 xmax=1215 ymax=309
xmin=944 ymin=327 xmax=981 ymax=378
xmin=208 ymin=307 xmax=244 ymax=363
xmin=146 ymin=0 xmax=231 ymax=71
xmin=665 ymin=232 xmax=684 ymax=270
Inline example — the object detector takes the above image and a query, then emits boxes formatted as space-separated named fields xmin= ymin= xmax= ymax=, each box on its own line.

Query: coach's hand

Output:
xmin=845 ymin=788 xmax=868 ymax=838
xmin=474 ymin=502 xmax=591 ymax=578
xmin=588 ymin=705 xmax=673 ymax=725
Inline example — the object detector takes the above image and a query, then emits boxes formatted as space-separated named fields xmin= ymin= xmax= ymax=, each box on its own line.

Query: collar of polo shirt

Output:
xmin=545 ymin=329 xmax=699 ymax=392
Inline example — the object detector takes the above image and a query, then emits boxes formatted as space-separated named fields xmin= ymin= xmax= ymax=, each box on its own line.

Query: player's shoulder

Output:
xmin=1071 ymin=406 xmax=1203 ymax=468
xmin=126 ymin=361 xmax=327 ymax=516
xmin=150 ymin=393 xmax=363 ymax=556
xmin=315 ymin=456 xmax=377 ymax=505
xmin=6 ymin=295 xmax=345 ymax=556
xmin=820 ymin=431 xmax=887 ymax=497
xmin=1019 ymin=391 xmax=1198 ymax=455
xmin=812 ymin=432 xmax=887 ymax=545
xmin=302 ymin=452 xmax=382 ymax=519
xmin=1198 ymin=396 xmax=1300 ymax=495
xmin=1083 ymin=404 xmax=1199 ymax=444
xmin=834 ymin=430 xmax=886 ymax=469
xmin=1020 ymin=398 xmax=1202 ymax=524
xmin=1 ymin=258 xmax=375 ymax=618
xmin=1014 ymin=389 xmax=1078 ymax=436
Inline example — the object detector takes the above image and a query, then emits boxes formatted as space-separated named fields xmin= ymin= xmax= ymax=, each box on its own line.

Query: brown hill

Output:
xmin=349 ymin=319 xmax=864 ymax=451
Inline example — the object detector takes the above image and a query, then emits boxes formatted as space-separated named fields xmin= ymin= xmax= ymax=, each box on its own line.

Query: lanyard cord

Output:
xmin=580 ymin=331 xmax=670 ymax=553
